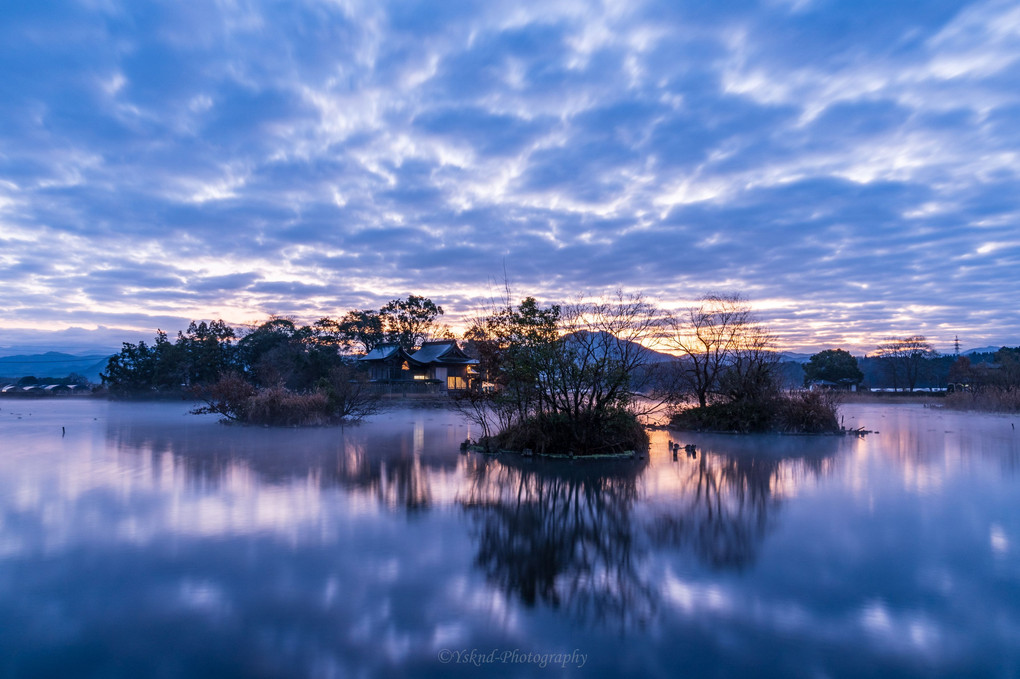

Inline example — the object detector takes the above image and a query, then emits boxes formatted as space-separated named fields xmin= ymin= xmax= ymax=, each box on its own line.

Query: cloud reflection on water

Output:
xmin=1 ymin=401 xmax=1019 ymax=677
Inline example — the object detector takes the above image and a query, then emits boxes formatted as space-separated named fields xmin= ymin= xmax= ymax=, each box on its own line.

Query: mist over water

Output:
xmin=1 ymin=399 xmax=1018 ymax=677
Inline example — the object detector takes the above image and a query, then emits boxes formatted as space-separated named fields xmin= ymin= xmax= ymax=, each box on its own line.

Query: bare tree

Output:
xmin=456 ymin=290 xmax=662 ymax=454
xmin=320 ymin=363 xmax=382 ymax=421
xmin=874 ymin=336 xmax=936 ymax=392
xmin=546 ymin=291 xmax=664 ymax=422
xmin=719 ymin=321 xmax=781 ymax=403
xmin=663 ymin=295 xmax=756 ymax=407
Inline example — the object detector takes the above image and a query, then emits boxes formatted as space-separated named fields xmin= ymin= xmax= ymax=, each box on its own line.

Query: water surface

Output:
xmin=1 ymin=399 xmax=1018 ymax=677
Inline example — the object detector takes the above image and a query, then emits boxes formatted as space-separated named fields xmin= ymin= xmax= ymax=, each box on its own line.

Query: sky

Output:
xmin=1 ymin=0 xmax=1018 ymax=355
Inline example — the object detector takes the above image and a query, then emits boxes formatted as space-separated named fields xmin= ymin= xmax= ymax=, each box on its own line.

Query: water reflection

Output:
xmin=102 ymin=407 xmax=850 ymax=627
xmin=458 ymin=435 xmax=843 ymax=629
xmin=460 ymin=456 xmax=654 ymax=629
xmin=649 ymin=434 xmax=843 ymax=570
xmin=103 ymin=409 xmax=464 ymax=515
xmin=3 ymin=401 xmax=1020 ymax=676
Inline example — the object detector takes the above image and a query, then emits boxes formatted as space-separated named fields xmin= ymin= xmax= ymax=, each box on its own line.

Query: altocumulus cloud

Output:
xmin=0 ymin=0 xmax=1018 ymax=352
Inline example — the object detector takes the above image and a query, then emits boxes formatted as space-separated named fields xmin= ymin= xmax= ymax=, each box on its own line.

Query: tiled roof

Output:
xmin=409 ymin=341 xmax=478 ymax=365
xmin=358 ymin=344 xmax=406 ymax=361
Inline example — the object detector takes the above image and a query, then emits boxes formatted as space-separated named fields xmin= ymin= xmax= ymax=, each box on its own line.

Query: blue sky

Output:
xmin=1 ymin=0 xmax=1018 ymax=353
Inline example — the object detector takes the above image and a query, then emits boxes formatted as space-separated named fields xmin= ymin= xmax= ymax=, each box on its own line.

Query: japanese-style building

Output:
xmin=358 ymin=340 xmax=477 ymax=391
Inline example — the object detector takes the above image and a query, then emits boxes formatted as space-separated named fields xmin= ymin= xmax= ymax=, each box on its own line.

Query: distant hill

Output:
xmin=779 ymin=352 xmax=814 ymax=363
xmin=561 ymin=331 xmax=677 ymax=364
xmin=963 ymin=346 xmax=1004 ymax=356
xmin=0 ymin=352 xmax=111 ymax=383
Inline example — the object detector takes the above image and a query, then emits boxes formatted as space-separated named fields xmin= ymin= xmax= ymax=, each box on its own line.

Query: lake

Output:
xmin=1 ymin=399 xmax=1018 ymax=678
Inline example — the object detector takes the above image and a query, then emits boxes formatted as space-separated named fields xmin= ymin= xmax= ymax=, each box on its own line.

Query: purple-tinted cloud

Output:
xmin=0 ymin=0 xmax=1018 ymax=354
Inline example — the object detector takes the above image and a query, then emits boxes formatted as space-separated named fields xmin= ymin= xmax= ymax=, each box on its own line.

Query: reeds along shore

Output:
xmin=942 ymin=387 xmax=1020 ymax=412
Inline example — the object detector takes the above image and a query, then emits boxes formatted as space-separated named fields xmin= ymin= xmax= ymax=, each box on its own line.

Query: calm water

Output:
xmin=1 ymin=399 xmax=1018 ymax=678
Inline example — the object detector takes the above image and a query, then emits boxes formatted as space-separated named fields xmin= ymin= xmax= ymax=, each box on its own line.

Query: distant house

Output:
xmin=359 ymin=344 xmax=417 ymax=382
xmin=358 ymin=341 xmax=477 ymax=391
xmin=807 ymin=379 xmax=857 ymax=392
xmin=406 ymin=341 xmax=476 ymax=390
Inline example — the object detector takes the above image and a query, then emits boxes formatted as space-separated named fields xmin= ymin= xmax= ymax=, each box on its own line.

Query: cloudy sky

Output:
xmin=1 ymin=0 xmax=1018 ymax=353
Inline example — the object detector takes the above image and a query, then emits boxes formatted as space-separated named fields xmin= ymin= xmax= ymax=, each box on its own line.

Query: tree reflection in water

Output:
xmin=459 ymin=435 xmax=842 ymax=629
xmin=459 ymin=455 xmax=655 ymax=629
xmin=649 ymin=436 xmax=839 ymax=571
xmin=104 ymin=413 xmax=459 ymax=514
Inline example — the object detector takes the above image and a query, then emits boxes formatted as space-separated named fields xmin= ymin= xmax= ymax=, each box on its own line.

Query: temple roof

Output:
xmin=359 ymin=341 xmax=478 ymax=366
xmin=358 ymin=344 xmax=415 ymax=363
xmin=409 ymin=341 xmax=478 ymax=365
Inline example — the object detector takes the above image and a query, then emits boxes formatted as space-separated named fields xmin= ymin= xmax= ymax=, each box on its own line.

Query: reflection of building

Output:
xmin=358 ymin=341 xmax=477 ymax=391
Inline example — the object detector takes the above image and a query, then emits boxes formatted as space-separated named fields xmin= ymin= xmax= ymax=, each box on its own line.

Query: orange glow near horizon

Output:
xmin=0 ymin=286 xmax=975 ymax=355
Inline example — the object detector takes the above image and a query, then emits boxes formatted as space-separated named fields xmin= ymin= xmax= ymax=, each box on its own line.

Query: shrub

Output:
xmin=191 ymin=372 xmax=256 ymax=422
xmin=483 ymin=408 xmax=649 ymax=456
xmin=315 ymin=364 xmax=381 ymax=421
xmin=774 ymin=391 xmax=841 ymax=433
xmin=192 ymin=369 xmax=379 ymax=426
xmin=670 ymin=391 xmax=841 ymax=434
xmin=245 ymin=385 xmax=331 ymax=426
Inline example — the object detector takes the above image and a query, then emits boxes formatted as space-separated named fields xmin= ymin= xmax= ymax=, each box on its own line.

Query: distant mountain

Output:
xmin=0 ymin=343 xmax=120 ymax=356
xmin=963 ymin=346 xmax=1005 ymax=356
xmin=560 ymin=331 xmax=678 ymax=364
xmin=0 ymin=351 xmax=112 ymax=383
xmin=779 ymin=352 xmax=814 ymax=363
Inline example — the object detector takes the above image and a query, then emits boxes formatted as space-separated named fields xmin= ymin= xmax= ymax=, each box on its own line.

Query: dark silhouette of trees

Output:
xmin=102 ymin=341 xmax=156 ymax=393
xmin=661 ymin=296 xmax=840 ymax=432
xmin=337 ymin=310 xmax=385 ymax=354
xmin=380 ymin=295 xmax=445 ymax=351
xmin=176 ymin=320 xmax=236 ymax=387
xmin=102 ymin=330 xmax=185 ymax=393
xmin=717 ymin=321 xmax=781 ymax=404
xmin=235 ymin=318 xmax=306 ymax=388
xmin=803 ymin=348 xmax=863 ymax=388
xmin=946 ymin=347 xmax=1020 ymax=410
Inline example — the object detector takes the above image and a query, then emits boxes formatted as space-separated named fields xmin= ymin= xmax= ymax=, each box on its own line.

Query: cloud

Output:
xmin=0 ymin=0 xmax=1018 ymax=353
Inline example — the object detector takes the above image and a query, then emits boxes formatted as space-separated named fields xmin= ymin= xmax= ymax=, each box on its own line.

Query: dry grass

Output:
xmin=943 ymin=387 xmax=1020 ymax=412
xmin=245 ymin=386 xmax=332 ymax=426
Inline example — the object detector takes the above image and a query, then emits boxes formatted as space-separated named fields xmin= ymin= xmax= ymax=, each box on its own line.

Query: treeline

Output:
xmin=101 ymin=296 xmax=447 ymax=394
xmin=1 ymin=373 xmax=91 ymax=388
xmin=100 ymin=296 xmax=449 ymax=424
xmin=800 ymin=338 xmax=1020 ymax=396
xmin=799 ymin=339 xmax=1020 ymax=412
xmin=945 ymin=347 xmax=1020 ymax=411
xmin=99 ymin=286 xmax=1020 ymax=433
